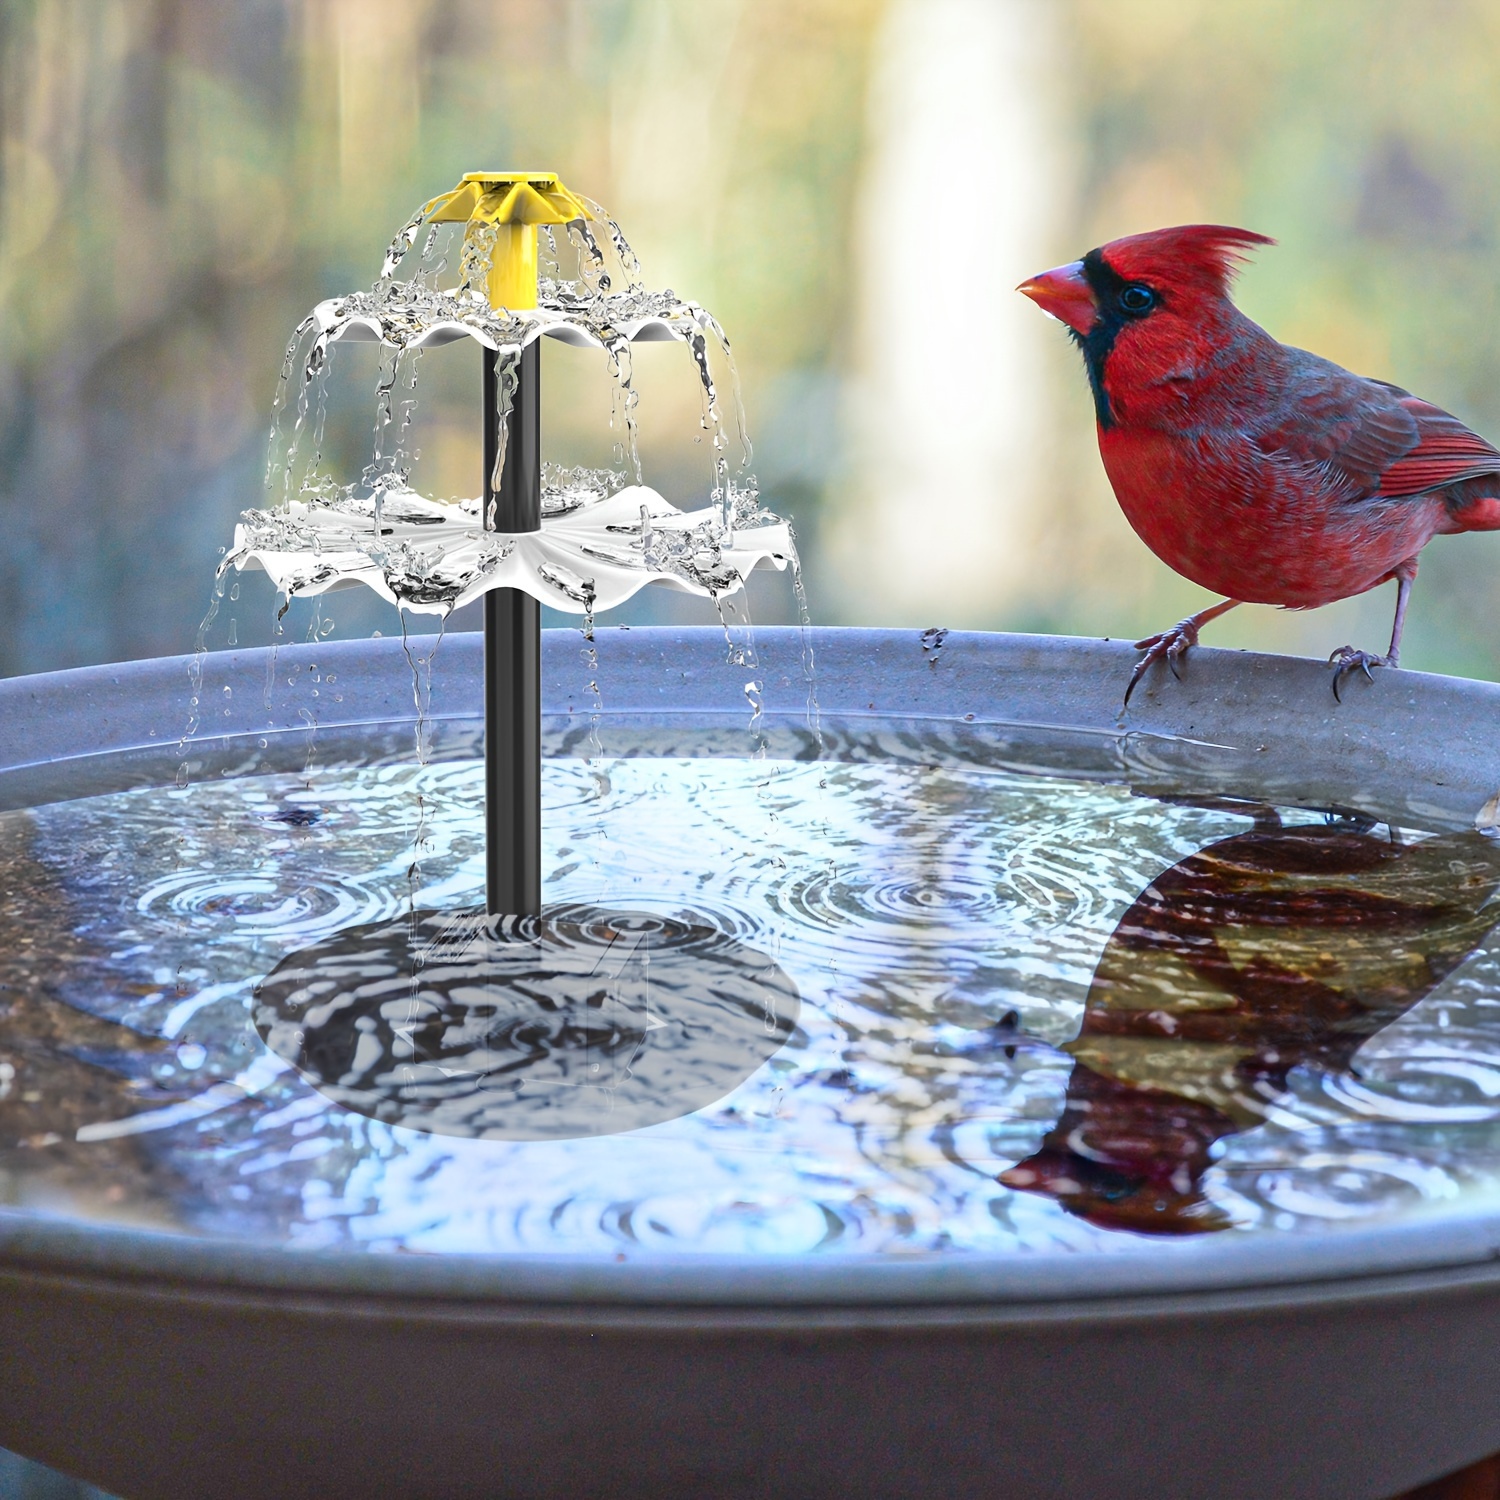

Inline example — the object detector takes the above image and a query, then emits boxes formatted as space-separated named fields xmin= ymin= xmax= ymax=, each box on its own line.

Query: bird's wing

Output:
xmin=1376 ymin=393 xmax=1500 ymax=497
xmin=1252 ymin=352 xmax=1500 ymax=500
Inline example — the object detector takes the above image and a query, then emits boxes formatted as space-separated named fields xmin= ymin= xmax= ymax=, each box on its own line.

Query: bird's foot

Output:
xmin=1125 ymin=618 xmax=1201 ymax=705
xmin=1328 ymin=646 xmax=1394 ymax=702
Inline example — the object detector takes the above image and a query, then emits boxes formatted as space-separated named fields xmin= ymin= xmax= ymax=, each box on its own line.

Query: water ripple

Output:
xmin=4 ymin=753 xmax=1499 ymax=1258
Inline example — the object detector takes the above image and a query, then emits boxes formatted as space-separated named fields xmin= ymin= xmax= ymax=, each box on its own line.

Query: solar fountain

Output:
xmin=3 ymin=174 xmax=1500 ymax=1500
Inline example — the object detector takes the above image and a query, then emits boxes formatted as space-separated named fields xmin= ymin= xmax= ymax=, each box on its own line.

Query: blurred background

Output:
xmin=3 ymin=0 xmax=1500 ymax=683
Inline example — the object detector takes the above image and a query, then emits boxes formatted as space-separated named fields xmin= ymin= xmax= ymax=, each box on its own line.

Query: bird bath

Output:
xmin=3 ymin=181 xmax=1500 ymax=1500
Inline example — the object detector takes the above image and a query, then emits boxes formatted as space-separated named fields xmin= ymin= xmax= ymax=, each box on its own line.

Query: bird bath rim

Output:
xmin=2 ymin=625 xmax=1499 ymax=1313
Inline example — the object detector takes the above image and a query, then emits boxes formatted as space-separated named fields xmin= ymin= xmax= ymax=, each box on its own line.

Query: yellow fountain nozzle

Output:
xmin=423 ymin=172 xmax=591 ymax=228
xmin=422 ymin=171 xmax=593 ymax=312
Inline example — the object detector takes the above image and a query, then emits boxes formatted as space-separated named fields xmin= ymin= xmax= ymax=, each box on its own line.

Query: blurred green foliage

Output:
xmin=2 ymin=0 xmax=1500 ymax=679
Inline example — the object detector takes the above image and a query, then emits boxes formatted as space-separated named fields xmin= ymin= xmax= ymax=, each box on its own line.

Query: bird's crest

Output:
xmin=1096 ymin=224 xmax=1274 ymax=294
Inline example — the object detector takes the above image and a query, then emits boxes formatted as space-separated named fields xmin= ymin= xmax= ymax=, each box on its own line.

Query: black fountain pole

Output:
xmin=483 ymin=338 xmax=542 ymax=917
xmin=414 ymin=173 xmax=581 ymax=919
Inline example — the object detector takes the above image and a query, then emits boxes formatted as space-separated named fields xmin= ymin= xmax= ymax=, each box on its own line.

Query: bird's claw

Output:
xmin=1327 ymin=646 xmax=1390 ymax=702
xmin=1125 ymin=619 xmax=1200 ymax=705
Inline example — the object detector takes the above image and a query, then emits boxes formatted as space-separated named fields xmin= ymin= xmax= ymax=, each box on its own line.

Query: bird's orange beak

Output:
xmin=1017 ymin=260 xmax=1096 ymax=336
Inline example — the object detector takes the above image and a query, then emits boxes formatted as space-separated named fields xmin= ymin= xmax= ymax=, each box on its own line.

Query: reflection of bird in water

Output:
xmin=1000 ymin=813 xmax=1500 ymax=1235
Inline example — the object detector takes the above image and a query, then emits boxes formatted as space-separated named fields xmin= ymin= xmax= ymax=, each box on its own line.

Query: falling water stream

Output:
xmin=239 ymin=200 xmax=774 ymax=619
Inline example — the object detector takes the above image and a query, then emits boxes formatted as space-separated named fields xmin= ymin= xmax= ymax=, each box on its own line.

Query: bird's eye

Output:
xmin=1119 ymin=284 xmax=1155 ymax=315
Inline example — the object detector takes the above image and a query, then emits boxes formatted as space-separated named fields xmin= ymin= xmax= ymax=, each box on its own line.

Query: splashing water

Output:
xmin=229 ymin=188 xmax=806 ymax=739
xmin=580 ymin=195 xmax=644 ymax=290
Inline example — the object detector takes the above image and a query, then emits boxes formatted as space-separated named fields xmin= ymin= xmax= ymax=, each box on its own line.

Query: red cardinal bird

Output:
xmin=1018 ymin=226 xmax=1500 ymax=701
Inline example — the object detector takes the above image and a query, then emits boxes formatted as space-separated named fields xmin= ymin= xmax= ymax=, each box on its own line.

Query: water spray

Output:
xmin=226 ymin=174 xmax=796 ymax=930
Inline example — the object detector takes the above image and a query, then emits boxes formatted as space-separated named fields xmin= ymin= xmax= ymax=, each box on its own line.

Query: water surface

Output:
xmin=3 ymin=754 xmax=1500 ymax=1256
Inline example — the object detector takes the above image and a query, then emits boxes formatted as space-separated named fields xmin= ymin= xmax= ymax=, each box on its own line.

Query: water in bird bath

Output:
xmin=4 ymin=735 xmax=1500 ymax=1254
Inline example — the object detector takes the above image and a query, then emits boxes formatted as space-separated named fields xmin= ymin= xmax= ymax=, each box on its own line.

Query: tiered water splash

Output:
xmin=235 ymin=173 xmax=790 ymax=619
